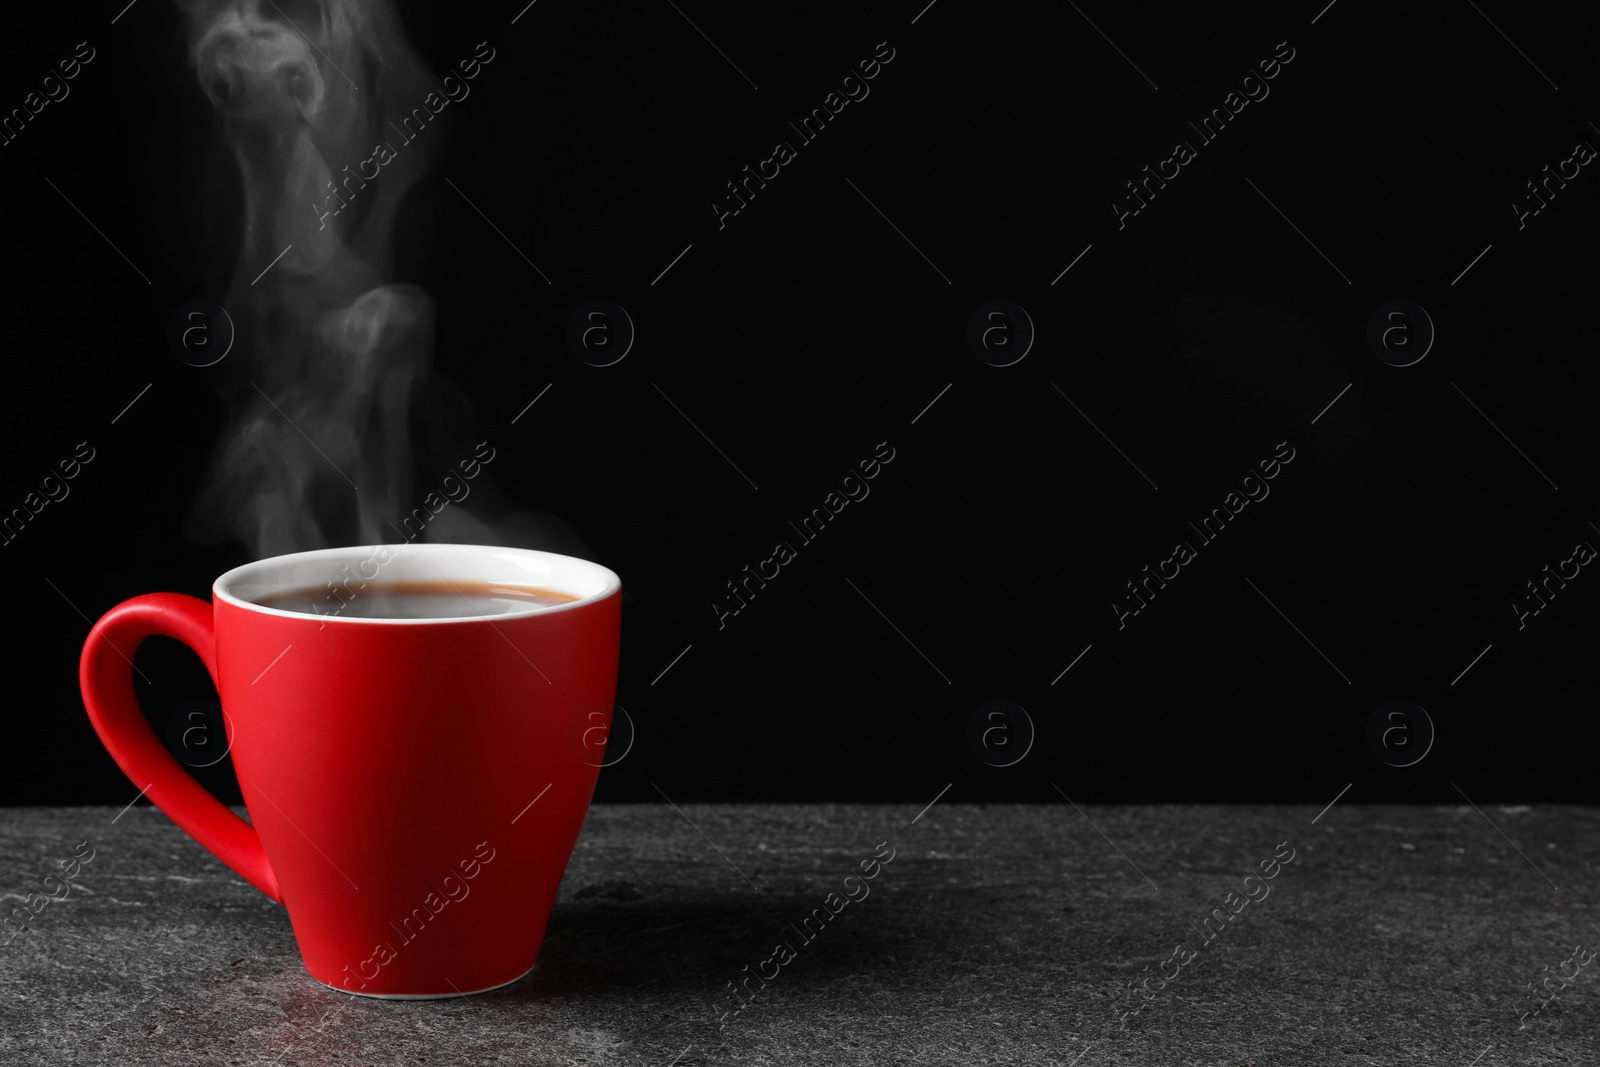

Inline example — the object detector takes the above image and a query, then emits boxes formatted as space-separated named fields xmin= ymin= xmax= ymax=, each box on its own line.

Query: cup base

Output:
xmin=311 ymin=960 xmax=536 ymax=1000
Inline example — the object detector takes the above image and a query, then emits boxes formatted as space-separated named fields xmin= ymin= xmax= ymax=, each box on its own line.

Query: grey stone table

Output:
xmin=3 ymin=803 xmax=1597 ymax=1066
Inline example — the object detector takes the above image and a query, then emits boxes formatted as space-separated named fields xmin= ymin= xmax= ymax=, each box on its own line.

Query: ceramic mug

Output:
xmin=78 ymin=543 xmax=621 ymax=998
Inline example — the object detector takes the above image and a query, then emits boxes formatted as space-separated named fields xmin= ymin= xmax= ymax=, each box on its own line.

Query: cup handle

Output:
xmin=79 ymin=593 xmax=281 ymax=902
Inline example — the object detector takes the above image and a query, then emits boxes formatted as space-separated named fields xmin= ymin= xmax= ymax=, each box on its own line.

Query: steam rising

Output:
xmin=176 ymin=0 xmax=458 ymax=557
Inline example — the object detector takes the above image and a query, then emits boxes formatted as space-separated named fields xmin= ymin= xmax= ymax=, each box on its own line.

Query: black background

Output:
xmin=2 ymin=0 xmax=1595 ymax=807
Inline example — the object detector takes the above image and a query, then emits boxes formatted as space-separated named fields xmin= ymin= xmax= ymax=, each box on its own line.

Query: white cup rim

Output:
xmin=213 ymin=543 xmax=621 ymax=625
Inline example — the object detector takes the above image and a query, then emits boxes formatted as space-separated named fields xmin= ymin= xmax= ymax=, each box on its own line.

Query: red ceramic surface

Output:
xmin=79 ymin=545 xmax=621 ymax=998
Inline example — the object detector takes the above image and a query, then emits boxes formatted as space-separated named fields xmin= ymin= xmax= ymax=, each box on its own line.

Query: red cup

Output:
xmin=78 ymin=544 xmax=621 ymax=998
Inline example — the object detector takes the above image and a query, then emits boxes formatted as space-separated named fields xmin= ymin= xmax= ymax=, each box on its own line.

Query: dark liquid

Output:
xmin=253 ymin=580 xmax=579 ymax=619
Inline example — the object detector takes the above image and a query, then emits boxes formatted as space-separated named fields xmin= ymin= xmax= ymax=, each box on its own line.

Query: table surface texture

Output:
xmin=2 ymin=803 xmax=1596 ymax=1066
